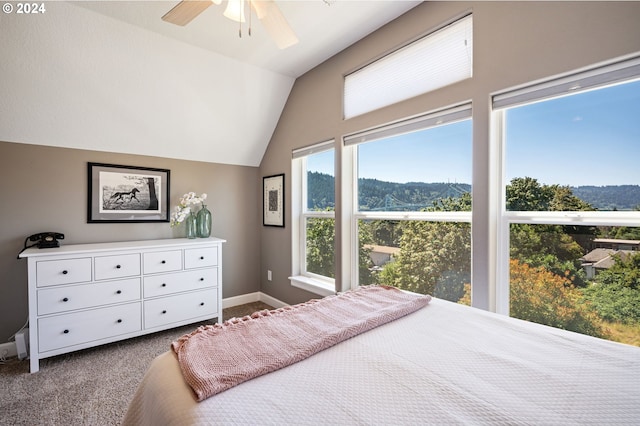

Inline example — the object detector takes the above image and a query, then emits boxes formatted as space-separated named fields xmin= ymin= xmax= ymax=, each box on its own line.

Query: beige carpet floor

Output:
xmin=0 ymin=302 xmax=273 ymax=426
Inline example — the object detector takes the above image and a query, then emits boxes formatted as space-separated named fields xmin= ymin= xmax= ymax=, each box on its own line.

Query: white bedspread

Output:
xmin=122 ymin=298 xmax=640 ymax=425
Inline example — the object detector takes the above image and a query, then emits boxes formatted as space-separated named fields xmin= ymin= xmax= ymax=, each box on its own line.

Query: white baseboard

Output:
xmin=258 ymin=292 xmax=288 ymax=309
xmin=0 ymin=341 xmax=17 ymax=359
xmin=223 ymin=292 xmax=287 ymax=310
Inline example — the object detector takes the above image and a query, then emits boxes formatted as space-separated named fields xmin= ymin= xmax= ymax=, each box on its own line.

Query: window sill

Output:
xmin=289 ymin=275 xmax=335 ymax=297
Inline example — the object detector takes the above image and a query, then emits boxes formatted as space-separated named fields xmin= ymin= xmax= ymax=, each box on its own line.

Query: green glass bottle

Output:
xmin=185 ymin=212 xmax=197 ymax=239
xmin=196 ymin=204 xmax=212 ymax=238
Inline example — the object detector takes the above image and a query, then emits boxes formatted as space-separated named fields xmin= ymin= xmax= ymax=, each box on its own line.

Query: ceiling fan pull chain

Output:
xmin=238 ymin=0 xmax=242 ymax=38
xmin=248 ymin=0 xmax=252 ymax=37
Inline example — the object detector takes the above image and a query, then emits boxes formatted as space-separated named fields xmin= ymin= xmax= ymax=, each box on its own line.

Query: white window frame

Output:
xmin=493 ymin=54 xmax=640 ymax=315
xmin=343 ymin=104 xmax=473 ymax=290
xmin=290 ymin=140 xmax=336 ymax=297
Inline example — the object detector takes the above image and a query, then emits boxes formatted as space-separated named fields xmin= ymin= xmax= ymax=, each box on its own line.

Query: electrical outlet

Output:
xmin=267 ymin=270 xmax=272 ymax=281
xmin=0 ymin=341 xmax=17 ymax=359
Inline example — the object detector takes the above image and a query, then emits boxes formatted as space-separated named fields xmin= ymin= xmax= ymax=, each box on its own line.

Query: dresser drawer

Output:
xmin=143 ymin=250 xmax=182 ymax=274
xmin=184 ymin=247 xmax=218 ymax=269
xmin=144 ymin=289 xmax=217 ymax=329
xmin=36 ymin=258 xmax=92 ymax=288
xmin=143 ymin=269 xmax=217 ymax=298
xmin=38 ymin=302 xmax=142 ymax=353
xmin=37 ymin=278 xmax=141 ymax=315
xmin=94 ymin=253 xmax=141 ymax=280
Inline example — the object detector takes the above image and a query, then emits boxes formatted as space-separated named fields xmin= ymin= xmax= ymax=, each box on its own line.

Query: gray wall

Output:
xmin=0 ymin=141 xmax=261 ymax=342
xmin=258 ymin=1 xmax=640 ymax=306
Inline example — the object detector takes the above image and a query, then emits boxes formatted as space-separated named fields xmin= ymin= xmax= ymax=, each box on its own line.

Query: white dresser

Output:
xmin=19 ymin=237 xmax=225 ymax=373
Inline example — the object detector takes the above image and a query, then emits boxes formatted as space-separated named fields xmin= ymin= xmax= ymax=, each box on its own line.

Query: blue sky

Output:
xmin=307 ymin=122 xmax=473 ymax=184
xmin=506 ymin=79 xmax=640 ymax=187
xmin=358 ymin=122 xmax=472 ymax=184
xmin=308 ymin=79 xmax=640 ymax=187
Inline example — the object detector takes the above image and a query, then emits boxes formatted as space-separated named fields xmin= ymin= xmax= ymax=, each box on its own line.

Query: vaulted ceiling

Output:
xmin=0 ymin=1 xmax=420 ymax=166
xmin=77 ymin=1 xmax=421 ymax=78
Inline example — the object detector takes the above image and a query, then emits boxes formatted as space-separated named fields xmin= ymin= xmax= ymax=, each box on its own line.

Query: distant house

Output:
xmin=591 ymin=238 xmax=640 ymax=251
xmin=364 ymin=245 xmax=401 ymax=268
xmin=580 ymin=246 xmax=638 ymax=279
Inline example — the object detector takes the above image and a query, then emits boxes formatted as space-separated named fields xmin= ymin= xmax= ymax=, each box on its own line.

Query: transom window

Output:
xmin=344 ymin=14 xmax=472 ymax=119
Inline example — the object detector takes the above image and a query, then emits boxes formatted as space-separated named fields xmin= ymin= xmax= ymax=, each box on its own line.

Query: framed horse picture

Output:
xmin=88 ymin=163 xmax=170 ymax=223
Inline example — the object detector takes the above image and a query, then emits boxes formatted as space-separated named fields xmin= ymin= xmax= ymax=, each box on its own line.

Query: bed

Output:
xmin=122 ymin=286 xmax=640 ymax=425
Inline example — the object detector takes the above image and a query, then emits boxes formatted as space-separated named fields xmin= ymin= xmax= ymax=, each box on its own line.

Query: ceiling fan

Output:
xmin=161 ymin=0 xmax=299 ymax=49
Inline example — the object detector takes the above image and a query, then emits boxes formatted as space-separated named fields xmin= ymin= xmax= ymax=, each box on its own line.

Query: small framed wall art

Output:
xmin=88 ymin=162 xmax=170 ymax=223
xmin=263 ymin=173 xmax=285 ymax=227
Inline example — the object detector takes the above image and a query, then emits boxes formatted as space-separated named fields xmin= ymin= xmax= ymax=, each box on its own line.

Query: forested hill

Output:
xmin=357 ymin=179 xmax=471 ymax=211
xmin=308 ymin=172 xmax=471 ymax=211
xmin=307 ymin=171 xmax=640 ymax=211
xmin=571 ymin=185 xmax=640 ymax=211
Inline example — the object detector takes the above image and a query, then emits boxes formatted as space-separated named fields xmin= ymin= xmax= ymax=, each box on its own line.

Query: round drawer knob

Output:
xmin=116 ymin=290 xmax=122 ymax=294
xmin=116 ymin=265 xmax=121 ymax=269
xmin=62 ymin=270 xmax=68 ymax=275
xmin=161 ymin=283 xmax=167 ymax=287
xmin=161 ymin=260 xmax=166 ymax=264
xmin=62 ymin=297 xmax=69 ymax=302
xmin=63 ymin=329 xmax=69 ymax=334
xmin=200 ymin=302 xmax=205 ymax=306
xmin=117 ymin=319 xmax=122 ymax=323
xmin=199 ymin=278 xmax=204 ymax=281
xmin=200 ymin=256 xmax=204 ymax=260
xmin=162 ymin=310 xmax=167 ymax=314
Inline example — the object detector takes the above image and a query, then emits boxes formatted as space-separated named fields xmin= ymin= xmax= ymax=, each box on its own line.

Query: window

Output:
xmin=495 ymin=56 xmax=640 ymax=345
xmin=343 ymin=14 xmax=472 ymax=119
xmin=291 ymin=141 xmax=335 ymax=296
xmin=345 ymin=104 xmax=472 ymax=301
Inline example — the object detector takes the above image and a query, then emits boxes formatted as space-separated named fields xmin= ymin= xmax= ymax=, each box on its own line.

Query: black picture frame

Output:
xmin=263 ymin=173 xmax=285 ymax=227
xmin=88 ymin=162 xmax=170 ymax=223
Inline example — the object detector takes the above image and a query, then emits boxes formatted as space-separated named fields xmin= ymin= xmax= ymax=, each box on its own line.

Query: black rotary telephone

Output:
xmin=17 ymin=232 xmax=65 ymax=259
xmin=29 ymin=232 xmax=64 ymax=248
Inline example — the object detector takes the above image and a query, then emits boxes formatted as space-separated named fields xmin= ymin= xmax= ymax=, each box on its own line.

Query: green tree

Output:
xmin=306 ymin=217 xmax=335 ymax=278
xmin=509 ymin=259 xmax=602 ymax=336
xmin=506 ymin=177 xmax=593 ymax=212
xmin=602 ymin=226 xmax=640 ymax=240
xmin=510 ymin=223 xmax=588 ymax=287
xmin=549 ymin=184 xmax=594 ymax=211
xmin=368 ymin=220 xmax=402 ymax=247
xmin=358 ymin=220 xmax=375 ymax=284
xmin=378 ymin=193 xmax=471 ymax=300
xmin=379 ymin=220 xmax=470 ymax=299
xmin=583 ymin=252 xmax=640 ymax=323
xmin=507 ymin=177 xmax=595 ymax=287
xmin=506 ymin=177 xmax=555 ymax=211
xmin=458 ymin=259 xmax=603 ymax=337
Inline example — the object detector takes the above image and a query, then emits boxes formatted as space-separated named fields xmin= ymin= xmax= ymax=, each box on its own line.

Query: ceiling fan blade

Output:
xmin=251 ymin=0 xmax=299 ymax=49
xmin=162 ymin=1 xmax=213 ymax=26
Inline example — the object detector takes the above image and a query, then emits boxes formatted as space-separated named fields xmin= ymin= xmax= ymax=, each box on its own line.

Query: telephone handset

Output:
xmin=29 ymin=232 xmax=64 ymax=248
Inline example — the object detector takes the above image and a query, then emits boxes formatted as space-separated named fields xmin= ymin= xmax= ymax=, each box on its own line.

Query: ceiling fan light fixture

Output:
xmin=223 ymin=0 xmax=246 ymax=23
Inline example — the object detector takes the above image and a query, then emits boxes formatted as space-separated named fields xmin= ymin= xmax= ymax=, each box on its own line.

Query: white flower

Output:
xmin=170 ymin=192 xmax=207 ymax=227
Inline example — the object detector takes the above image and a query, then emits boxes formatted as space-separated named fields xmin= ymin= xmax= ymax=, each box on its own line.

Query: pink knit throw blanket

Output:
xmin=171 ymin=285 xmax=431 ymax=401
